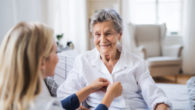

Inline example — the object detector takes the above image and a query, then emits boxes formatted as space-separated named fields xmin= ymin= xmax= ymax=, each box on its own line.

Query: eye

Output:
xmin=105 ymin=33 xmax=111 ymax=36
xmin=95 ymin=33 xmax=101 ymax=37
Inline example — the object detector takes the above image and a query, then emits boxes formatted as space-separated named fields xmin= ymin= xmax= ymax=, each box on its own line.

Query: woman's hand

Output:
xmin=155 ymin=103 xmax=169 ymax=110
xmin=88 ymin=78 xmax=110 ymax=93
xmin=106 ymin=82 xmax=122 ymax=99
xmin=101 ymin=82 xmax=122 ymax=108
xmin=76 ymin=78 xmax=109 ymax=103
xmin=77 ymin=105 xmax=89 ymax=110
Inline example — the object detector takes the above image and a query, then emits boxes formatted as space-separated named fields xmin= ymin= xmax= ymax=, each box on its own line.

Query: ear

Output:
xmin=40 ymin=57 xmax=46 ymax=74
xmin=118 ymin=32 xmax=122 ymax=41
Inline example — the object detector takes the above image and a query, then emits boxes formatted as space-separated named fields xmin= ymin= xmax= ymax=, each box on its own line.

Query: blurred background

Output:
xmin=0 ymin=0 xmax=194 ymax=77
xmin=1 ymin=1 xmax=195 ymax=109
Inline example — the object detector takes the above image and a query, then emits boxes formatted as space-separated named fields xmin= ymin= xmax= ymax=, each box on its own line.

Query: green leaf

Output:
xmin=56 ymin=33 xmax=64 ymax=40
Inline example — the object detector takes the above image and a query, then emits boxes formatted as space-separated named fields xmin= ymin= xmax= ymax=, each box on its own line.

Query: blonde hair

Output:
xmin=0 ymin=22 xmax=54 ymax=110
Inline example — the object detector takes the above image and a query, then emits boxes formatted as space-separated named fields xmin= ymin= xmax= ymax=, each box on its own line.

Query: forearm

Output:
xmin=101 ymin=93 xmax=114 ymax=108
xmin=76 ymin=85 xmax=93 ymax=103
xmin=95 ymin=104 xmax=108 ymax=110
xmin=61 ymin=94 xmax=80 ymax=109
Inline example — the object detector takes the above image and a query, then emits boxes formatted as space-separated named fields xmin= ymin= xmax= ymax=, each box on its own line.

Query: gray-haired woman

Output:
xmin=58 ymin=9 xmax=171 ymax=110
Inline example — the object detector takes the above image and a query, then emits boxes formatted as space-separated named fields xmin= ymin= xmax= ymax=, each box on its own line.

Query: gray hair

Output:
xmin=90 ymin=9 xmax=123 ymax=33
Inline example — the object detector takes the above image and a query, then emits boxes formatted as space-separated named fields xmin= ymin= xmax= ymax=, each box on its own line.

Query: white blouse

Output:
xmin=28 ymin=81 xmax=63 ymax=110
xmin=57 ymin=48 xmax=171 ymax=110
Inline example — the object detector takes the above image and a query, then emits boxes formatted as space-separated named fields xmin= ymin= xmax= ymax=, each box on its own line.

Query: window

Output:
xmin=130 ymin=0 xmax=183 ymax=35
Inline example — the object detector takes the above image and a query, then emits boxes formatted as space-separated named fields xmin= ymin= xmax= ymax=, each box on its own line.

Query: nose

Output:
xmin=56 ymin=54 xmax=59 ymax=63
xmin=100 ymin=35 xmax=106 ymax=43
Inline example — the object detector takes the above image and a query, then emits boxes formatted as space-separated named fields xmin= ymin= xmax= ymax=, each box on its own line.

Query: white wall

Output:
xmin=0 ymin=0 xmax=44 ymax=44
xmin=0 ymin=0 xmax=16 ymax=43
xmin=182 ymin=0 xmax=195 ymax=74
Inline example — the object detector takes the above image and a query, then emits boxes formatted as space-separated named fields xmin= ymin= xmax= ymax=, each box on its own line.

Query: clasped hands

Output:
xmin=77 ymin=78 xmax=122 ymax=110
xmin=88 ymin=78 xmax=122 ymax=95
xmin=77 ymin=78 xmax=169 ymax=110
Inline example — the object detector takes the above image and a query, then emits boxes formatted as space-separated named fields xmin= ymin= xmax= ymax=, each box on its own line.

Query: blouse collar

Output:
xmin=90 ymin=45 xmax=129 ymax=74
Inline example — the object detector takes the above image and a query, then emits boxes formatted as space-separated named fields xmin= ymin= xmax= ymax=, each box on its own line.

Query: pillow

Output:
xmin=44 ymin=77 xmax=58 ymax=97
xmin=54 ymin=50 xmax=78 ymax=85
xmin=186 ymin=76 xmax=195 ymax=109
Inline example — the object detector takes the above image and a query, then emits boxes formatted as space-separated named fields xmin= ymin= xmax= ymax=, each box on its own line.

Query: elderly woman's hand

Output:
xmin=88 ymin=78 xmax=110 ymax=93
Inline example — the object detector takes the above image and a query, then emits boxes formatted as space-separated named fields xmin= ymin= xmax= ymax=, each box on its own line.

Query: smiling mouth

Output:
xmin=100 ymin=44 xmax=111 ymax=48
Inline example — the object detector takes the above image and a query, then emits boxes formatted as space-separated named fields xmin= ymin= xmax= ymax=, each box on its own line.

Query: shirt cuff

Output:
xmin=152 ymin=97 xmax=172 ymax=110
xmin=95 ymin=104 xmax=108 ymax=110
xmin=61 ymin=93 xmax=80 ymax=109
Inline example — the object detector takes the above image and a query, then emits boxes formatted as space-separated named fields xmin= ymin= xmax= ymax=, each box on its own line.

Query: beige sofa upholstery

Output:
xmin=132 ymin=24 xmax=183 ymax=77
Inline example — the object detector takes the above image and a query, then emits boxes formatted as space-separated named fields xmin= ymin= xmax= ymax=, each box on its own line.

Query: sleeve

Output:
xmin=134 ymin=59 xmax=172 ymax=110
xmin=61 ymin=93 xmax=108 ymax=110
xmin=95 ymin=104 xmax=108 ymax=110
xmin=57 ymin=56 xmax=87 ymax=99
xmin=61 ymin=93 xmax=80 ymax=110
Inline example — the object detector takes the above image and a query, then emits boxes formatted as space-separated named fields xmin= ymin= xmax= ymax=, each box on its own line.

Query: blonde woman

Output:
xmin=0 ymin=22 xmax=122 ymax=110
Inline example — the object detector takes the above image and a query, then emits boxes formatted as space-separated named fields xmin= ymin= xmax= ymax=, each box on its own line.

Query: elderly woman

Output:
xmin=57 ymin=9 xmax=171 ymax=110
xmin=0 ymin=22 xmax=122 ymax=110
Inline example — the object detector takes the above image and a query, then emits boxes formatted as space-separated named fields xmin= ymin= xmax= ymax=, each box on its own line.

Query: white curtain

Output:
xmin=120 ymin=0 xmax=138 ymax=54
xmin=183 ymin=0 xmax=195 ymax=74
xmin=0 ymin=0 xmax=89 ymax=53
xmin=46 ymin=0 xmax=88 ymax=53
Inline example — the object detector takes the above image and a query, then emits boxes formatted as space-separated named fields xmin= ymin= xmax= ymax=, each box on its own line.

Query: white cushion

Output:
xmin=54 ymin=50 xmax=78 ymax=86
xmin=147 ymin=57 xmax=182 ymax=67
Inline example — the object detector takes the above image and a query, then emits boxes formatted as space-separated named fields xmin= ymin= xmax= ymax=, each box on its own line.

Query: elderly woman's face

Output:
xmin=93 ymin=21 xmax=121 ymax=55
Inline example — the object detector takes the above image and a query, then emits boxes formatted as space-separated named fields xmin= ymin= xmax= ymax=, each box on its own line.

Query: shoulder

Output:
xmin=74 ymin=48 xmax=97 ymax=63
xmin=123 ymin=50 xmax=145 ymax=65
xmin=28 ymin=97 xmax=63 ymax=110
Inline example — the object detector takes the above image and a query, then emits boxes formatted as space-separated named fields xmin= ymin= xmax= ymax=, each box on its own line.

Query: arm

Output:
xmin=76 ymin=78 xmax=109 ymax=103
xmin=61 ymin=93 xmax=108 ymax=110
xmin=57 ymin=69 xmax=86 ymax=99
xmin=61 ymin=78 xmax=109 ymax=110
xmin=57 ymin=62 xmax=87 ymax=109
xmin=61 ymin=81 xmax=122 ymax=110
xmin=57 ymin=58 xmax=87 ymax=99
xmin=61 ymin=93 xmax=109 ymax=110
xmin=61 ymin=94 xmax=80 ymax=109
xmin=95 ymin=104 xmax=108 ymax=110
xmin=75 ymin=81 xmax=123 ymax=110
xmin=135 ymin=60 xmax=171 ymax=110
xmin=99 ymin=82 xmax=122 ymax=109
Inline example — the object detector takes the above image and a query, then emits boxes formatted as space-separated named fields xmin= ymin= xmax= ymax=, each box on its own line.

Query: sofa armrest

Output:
xmin=162 ymin=45 xmax=183 ymax=57
xmin=138 ymin=46 xmax=147 ymax=59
